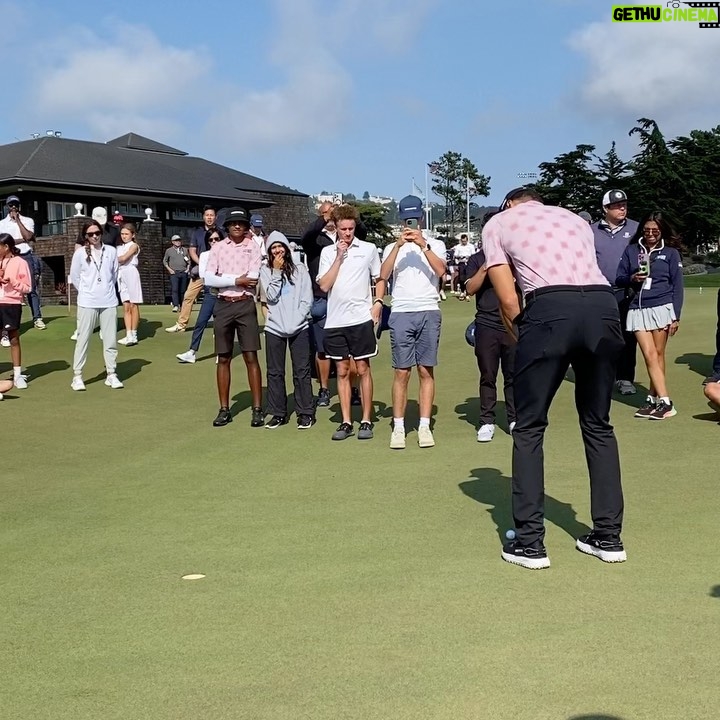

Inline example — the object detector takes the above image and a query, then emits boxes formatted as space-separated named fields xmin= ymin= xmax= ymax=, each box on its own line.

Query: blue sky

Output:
xmin=2 ymin=0 xmax=718 ymax=206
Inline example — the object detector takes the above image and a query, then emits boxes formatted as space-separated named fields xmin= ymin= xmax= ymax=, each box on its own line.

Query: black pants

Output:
xmin=457 ymin=263 xmax=469 ymax=291
xmin=474 ymin=323 xmax=516 ymax=425
xmin=616 ymin=292 xmax=637 ymax=383
xmin=712 ymin=289 xmax=720 ymax=376
xmin=512 ymin=286 xmax=625 ymax=546
xmin=265 ymin=329 xmax=314 ymax=418
xmin=170 ymin=273 xmax=189 ymax=308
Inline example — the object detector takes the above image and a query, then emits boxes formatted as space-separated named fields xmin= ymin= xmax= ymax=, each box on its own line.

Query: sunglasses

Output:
xmin=209 ymin=236 xmax=220 ymax=241
xmin=228 ymin=221 xmax=248 ymax=227
xmin=85 ymin=231 xmax=102 ymax=238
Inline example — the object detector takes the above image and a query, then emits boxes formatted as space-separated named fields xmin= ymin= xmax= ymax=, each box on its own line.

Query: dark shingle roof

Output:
xmin=0 ymin=135 xmax=307 ymax=202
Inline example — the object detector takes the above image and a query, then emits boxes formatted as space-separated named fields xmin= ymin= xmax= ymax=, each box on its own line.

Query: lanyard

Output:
xmin=89 ymin=246 xmax=105 ymax=283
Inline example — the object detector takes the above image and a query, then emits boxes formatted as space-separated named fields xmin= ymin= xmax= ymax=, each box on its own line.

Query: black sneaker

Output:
xmin=648 ymin=400 xmax=677 ymax=420
xmin=357 ymin=421 xmax=374 ymax=440
xmin=297 ymin=414 xmax=316 ymax=430
xmin=316 ymin=388 xmax=331 ymax=407
xmin=576 ymin=532 xmax=627 ymax=563
xmin=331 ymin=422 xmax=354 ymax=441
xmin=702 ymin=375 xmax=720 ymax=386
xmin=212 ymin=407 xmax=232 ymax=427
xmin=351 ymin=387 xmax=361 ymax=406
xmin=251 ymin=407 xmax=265 ymax=427
xmin=634 ymin=397 xmax=656 ymax=419
xmin=265 ymin=415 xmax=287 ymax=429
xmin=501 ymin=540 xmax=550 ymax=570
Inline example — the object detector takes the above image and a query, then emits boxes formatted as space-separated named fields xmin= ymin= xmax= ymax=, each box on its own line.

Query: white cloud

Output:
xmin=569 ymin=14 xmax=720 ymax=135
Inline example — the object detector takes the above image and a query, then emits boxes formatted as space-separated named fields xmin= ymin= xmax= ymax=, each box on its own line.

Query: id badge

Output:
xmin=643 ymin=277 xmax=652 ymax=291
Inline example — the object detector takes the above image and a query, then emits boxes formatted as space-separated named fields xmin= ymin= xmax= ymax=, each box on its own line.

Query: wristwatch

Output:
xmin=422 ymin=245 xmax=431 ymax=253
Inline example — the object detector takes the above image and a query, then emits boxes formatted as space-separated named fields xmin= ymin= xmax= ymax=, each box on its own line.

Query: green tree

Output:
xmin=533 ymin=144 xmax=600 ymax=213
xmin=344 ymin=192 xmax=357 ymax=202
xmin=428 ymin=151 xmax=490 ymax=235
xmin=348 ymin=201 xmax=395 ymax=248
xmin=595 ymin=141 xmax=630 ymax=196
xmin=362 ymin=190 xmax=370 ymax=201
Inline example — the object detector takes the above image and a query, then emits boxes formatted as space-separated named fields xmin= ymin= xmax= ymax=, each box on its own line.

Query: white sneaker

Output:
xmin=417 ymin=425 xmax=435 ymax=448
xmin=165 ymin=323 xmax=185 ymax=333
xmin=125 ymin=334 xmax=138 ymax=346
xmin=176 ymin=350 xmax=197 ymax=363
xmin=70 ymin=331 xmax=78 ymax=341
xmin=14 ymin=375 xmax=28 ymax=389
xmin=0 ymin=334 xmax=9 ymax=348
xmin=118 ymin=336 xmax=130 ymax=345
xmin=439 ymin=290 xmax=447 ymax=301
xmin=33 ymin=319 xmax=46 ymax=329
xmin=509 ymin=421 xmax=516 ymax=434
xmin=71 ymin=376 xmax=86 ymax=391
xmin=390 ymin=427 xmax=406 ymax=449
xmin=477 ymin=424 xmax=495 ymax=442
xmin=104 ymin=374 xmax=124 ymax=389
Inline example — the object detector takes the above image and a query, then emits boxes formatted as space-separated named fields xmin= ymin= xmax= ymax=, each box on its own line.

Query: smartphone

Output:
xmin=405 ymin=218 xmax=419 ymax=229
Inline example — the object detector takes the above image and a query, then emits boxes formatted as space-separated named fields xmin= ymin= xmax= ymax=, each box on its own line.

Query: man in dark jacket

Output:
xmin=590 ymin=190 xmax=639 ymax=395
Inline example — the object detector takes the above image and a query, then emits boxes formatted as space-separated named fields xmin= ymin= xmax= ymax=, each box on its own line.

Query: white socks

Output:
xmin=419 ymin=417 xmax=430 ymax=429
xmin=393 ymin=418 xmax=404 ymax=431
xmin=13 ymin=366 xmax=21 ymax=380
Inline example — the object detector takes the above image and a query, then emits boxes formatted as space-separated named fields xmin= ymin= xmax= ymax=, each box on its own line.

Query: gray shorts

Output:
xmin=388 ymin=310 xmax=441 ymax=368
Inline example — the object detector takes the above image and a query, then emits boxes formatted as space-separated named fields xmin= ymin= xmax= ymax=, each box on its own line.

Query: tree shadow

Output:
xmin=85 ymin=358 xmax=152 ymax=385
xmin=710 ymin=585 xmax=720 ymax=598
xmin=675 ymin=352 xmax=714 ymax=379
xmin=455 ymin=396 xmax=512 ymax=432
xmin=459 ymin=467 xmax=591 ymax=544
xmin=136 ymin=320 xmax=162 ymax=341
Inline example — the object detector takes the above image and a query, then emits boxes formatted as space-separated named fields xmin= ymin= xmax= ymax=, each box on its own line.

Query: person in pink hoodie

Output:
xmin=0 ymin=234 xmax=31 ymax=391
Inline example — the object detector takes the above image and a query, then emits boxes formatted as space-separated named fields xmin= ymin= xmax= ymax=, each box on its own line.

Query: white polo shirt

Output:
xmin=382 ymin=233 xmax=446 ymax=313
xmin=452 ymin=242 xmax=475 ymax=263
xmin=0 ymin=213 xmax=35 ymax=254
xmin=318 ymin=238 xmax=381 ymax=329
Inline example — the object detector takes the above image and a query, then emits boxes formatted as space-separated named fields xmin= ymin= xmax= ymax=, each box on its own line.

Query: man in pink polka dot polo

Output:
xmin=482 ymin=187 xmax=626 ymax=571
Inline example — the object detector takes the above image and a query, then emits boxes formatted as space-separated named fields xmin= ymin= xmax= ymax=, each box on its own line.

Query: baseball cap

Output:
xmin=499 ymin=186 xmax=529 ymax=212
xmin=602 ymin=189 xmax=628 ymax=206
xmin=578 ymin=211 xmax=592 ymax=223
xmin=223 ymin=207 xmax=250 ymax=227
xmin=250 ymin=214 xmax=263 ymax=227
xmin=171 ymin=234 xmax=182 ymax=241
xmin=6 ymin=195 xmax=20 ymax=206
xmin=398 ymin=195 xmax=424 ymax=221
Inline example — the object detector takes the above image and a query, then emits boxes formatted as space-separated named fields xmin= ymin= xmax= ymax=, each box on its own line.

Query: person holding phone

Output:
xmin=616 ymin=211 xmax=684 ymax=420
xmin=203 ymin=208 xmax=265 ymax=428
xmin=379 ymin=195 xmax=447 ymax=449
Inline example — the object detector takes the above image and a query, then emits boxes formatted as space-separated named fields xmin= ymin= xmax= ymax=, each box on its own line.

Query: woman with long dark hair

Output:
xmin=176 ymin=227 xmax=224 ymax=363
xmin=616 ymin=211 xmax=683 ymax=420
xmin=259 ymin=231 xmax=314 ymax=429
xmin=69 ymin=220 xmax=123 ymax=390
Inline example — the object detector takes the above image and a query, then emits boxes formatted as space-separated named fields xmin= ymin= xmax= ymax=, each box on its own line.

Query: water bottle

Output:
xmin=638 ymin=248 xmax=649 ymax=276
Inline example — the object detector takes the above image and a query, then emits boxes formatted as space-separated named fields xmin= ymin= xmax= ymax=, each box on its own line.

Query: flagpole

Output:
xmin=466 ymin=173 xmax=471 ymax=235
xmin=425 ymin=164 xmax=431 ymax=231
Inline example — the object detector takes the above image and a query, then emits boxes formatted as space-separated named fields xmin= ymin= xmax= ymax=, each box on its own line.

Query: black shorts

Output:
xmin=213 ymin=296 xmax=261 ymax=355
xmin=0 ymin=304 xmax=22 ymax=332
xmin=324 ymin=320 xmax=377 ymax=361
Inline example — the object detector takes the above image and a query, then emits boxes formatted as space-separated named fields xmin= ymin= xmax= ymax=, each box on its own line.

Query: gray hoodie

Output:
xmin=260 ymin=231 xmax=313 ymax=338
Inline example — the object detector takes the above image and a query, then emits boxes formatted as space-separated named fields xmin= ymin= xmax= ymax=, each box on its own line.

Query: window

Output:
xmin=47 ymin=201 xmax=86 ymax=222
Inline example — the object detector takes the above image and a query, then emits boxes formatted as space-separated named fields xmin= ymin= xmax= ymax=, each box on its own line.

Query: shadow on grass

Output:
xmin=693 ymin=411 xmax=720 ymax=423
xmin=568 ymin=715 xmax=626 ymax=720
xmin=230 ymin=390 xmax=255 ymax=417
xmin=26 ymin=359 xmax=70 ymax=380
xmin=459 ymin=467 xmax=591 ymax=544
xmin=19 ymin=314 xmax=63 ymax=334
xmin=86 ymin=358 xmax=152 ymax=385
xmin=455 ymin=396 xmax=512 ymax=432
xmin=675 ymin=352 xmax=714 ymax=379
xmin=136 ymin=320 xmax=162 ymax=341
xmin=710 ymin=585 xmax=720 ymax=598
xmin=327 ymin=398 xmax=431 ymax=428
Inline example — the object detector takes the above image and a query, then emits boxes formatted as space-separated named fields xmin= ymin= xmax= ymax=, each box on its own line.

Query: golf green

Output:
xmin=2 ymin=293 xmax=718 ymax=720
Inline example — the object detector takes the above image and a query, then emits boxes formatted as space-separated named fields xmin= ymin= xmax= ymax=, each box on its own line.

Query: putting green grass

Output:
xmin=2 ymin=295 xmax=719 ymax=720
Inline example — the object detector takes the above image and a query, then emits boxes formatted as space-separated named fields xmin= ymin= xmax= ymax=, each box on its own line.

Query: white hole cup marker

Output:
xmin=182 ymin=574 xmax=206 ymax=581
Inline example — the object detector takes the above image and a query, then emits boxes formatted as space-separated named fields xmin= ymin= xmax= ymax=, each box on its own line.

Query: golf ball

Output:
xmin=505 ymin=529 xmax=516 ymax=540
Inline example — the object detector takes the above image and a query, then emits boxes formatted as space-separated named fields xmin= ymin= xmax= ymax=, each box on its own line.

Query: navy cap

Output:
xmin=398 ymin=195 xmax=424 ymax=221
xmin=223 ymin=207 xmax=250 ymax=227
xmin=6 ymin=195 xmax=20 ymax=205
xmin=250 ymin=214 xmax=263 ymax=227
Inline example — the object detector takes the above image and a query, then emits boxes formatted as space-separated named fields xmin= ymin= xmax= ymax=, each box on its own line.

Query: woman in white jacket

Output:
xmin=69 ymin=220 xmax=123 ymax=390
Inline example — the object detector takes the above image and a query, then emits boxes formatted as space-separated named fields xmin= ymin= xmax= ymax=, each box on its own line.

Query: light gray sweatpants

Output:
xmin=73 ymin=306 xmax=118 ymax=376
